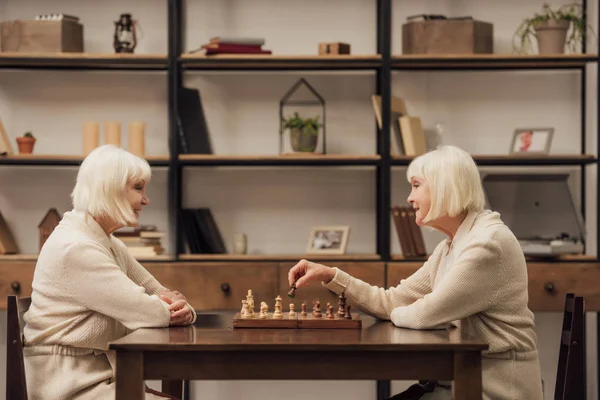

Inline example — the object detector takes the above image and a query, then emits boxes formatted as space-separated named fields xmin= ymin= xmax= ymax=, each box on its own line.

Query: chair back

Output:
xmin=554 ymin=293 xmax=585 ymax=400
xmin=6 ymin=295 xmax=31 ymax=400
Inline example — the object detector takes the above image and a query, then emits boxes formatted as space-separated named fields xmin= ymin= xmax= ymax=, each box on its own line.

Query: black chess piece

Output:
xmin=344 ymin=305 xmax=352 ymax=319
xmin=338 ymin=292 xmax=346 ymax=316
xmin=288 ymin=281 xmax=297 ymax=298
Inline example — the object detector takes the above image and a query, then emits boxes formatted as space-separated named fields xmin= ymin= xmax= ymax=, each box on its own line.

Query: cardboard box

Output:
xmin=318 ymin=42 xmax=351 ymax=55
xmin=1 ymin=19 xmax=84 ymax=52
xmin=402 ymin=19 xmax=493 ymax=54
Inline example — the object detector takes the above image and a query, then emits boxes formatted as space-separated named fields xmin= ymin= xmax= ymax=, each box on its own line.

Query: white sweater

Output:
xmin=24 ymin=210 xmax=191 ymax=351
xmin=323 ymin=210 xmax=543 ymax=399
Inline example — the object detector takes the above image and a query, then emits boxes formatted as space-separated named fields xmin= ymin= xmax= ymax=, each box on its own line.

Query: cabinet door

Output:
xmin=386 ymin=262 xmax=422 ymax=288
xmin=278 ymin=262 xmax=385 ymax=310
xmin=527 ymin=262 xmax=600 ymax=311
xmin=0 ymin=262 xmax=35 ymax=308
xmin=145 ymin=262 xmax=279 ymax=311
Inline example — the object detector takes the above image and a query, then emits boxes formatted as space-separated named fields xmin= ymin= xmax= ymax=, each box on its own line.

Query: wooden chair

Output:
xmin=6 ymin=295 xmax=31 ymax=400
xmin=554 ymin=293 xmax=586 ymax=400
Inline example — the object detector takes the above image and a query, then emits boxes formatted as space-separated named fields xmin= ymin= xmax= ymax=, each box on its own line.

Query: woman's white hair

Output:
xmin=406 ymin=145 xmax=485 ymax=223
xmin=71 ymin=145 xmax=151 ymax=226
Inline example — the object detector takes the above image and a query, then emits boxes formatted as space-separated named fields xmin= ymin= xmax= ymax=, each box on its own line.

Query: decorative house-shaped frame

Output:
xmin=279 ymin=78 xmax=326 ymax=154
xmin=38 ymin=208 xmax=61 ymax=251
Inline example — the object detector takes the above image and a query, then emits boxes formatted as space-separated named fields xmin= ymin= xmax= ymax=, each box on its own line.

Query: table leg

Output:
xmin=453 ymin=351 xmax=482 ymax=400
xmin=161 ymin=380 xmax=183 ymax=398
xmin=115 ymin=349 xmax=145 ymax=400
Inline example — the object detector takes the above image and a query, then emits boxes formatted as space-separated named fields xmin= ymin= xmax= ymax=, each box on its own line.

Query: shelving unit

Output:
xmin=1 ymin=0 xmax=600 ymax=398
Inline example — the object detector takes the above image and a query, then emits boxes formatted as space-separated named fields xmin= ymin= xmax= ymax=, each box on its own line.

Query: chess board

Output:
xmin=232 ymin=312 xmax=362 ymax=329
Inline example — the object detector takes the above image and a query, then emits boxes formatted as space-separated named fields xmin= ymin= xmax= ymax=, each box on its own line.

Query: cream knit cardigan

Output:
xmin=323 ymin=210 xmax=543 ymax=400
xmin=24 ymin=210 xmax=194 ymax=351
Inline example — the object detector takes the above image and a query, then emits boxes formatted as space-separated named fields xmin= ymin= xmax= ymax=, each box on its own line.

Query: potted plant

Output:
xmin=16 ymin=131 xmax=36 ymax=154
xmin=513 ymin=3 xmax=592 ymax=54
xmin=282 ymin=112 xmax=322 ymax=153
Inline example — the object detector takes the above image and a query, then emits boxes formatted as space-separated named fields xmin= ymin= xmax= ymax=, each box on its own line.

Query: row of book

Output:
xmin=180 ymin=208 xmax=226 ymax=254
xmin=196 ymin=36 xmax=272 ymax=55
xmin=391 ymin=205 xmax=426 ymax=258
xmin=114 ymin=226 xmax=165 ymax=258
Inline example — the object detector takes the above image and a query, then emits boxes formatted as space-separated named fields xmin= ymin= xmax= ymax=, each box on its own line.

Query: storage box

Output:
xmin=402 ymin=19 xmax=493 ymax=54
xmin=1 ymin=19 xmax=84 ymax=52
xmin=318 ymin=42 xmax=351 ymax=55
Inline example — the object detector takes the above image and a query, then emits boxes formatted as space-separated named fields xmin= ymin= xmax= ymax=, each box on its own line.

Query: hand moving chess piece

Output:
xmin=273 ymin=295 xmax=283 ymax=319
xmin=288 ymin=280 xmax=297 ymax=298
xmin=288 ymin=303 xmax=296 ymax=317
xmin=259 ymin=301 xmax=269 ymax=319
xmin=301 ymin=302 xmax=307 ymax=317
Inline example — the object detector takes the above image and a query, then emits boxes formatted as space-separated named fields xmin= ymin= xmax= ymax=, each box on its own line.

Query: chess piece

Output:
xmin=313 ymin=299 xmax=322 ymax=318
xmin=240 ymin=299 xmax=247 ymax=315
xmin=338 ymin=292 xmax=346 ymax=316
xmin=301 ymin=302 xmax=307 ymax=317
xmin=259 ymin=301 xmax=269 ymax=319
xmin=344 ymin=305 xmax=352 ymax=319
xmin=288 ymin=280 xmax=297 ymax=298
xmin=242 ymin=302 xmax=250 ymax=319
xmin=288 ymin=303 xmax=296 ymax=317
xmin=273 ymin=295 xmax=283 ymax=319
xmin=326 ymin=303 xmax=334 ymax=319
xmin=246 ymin=289 xmax=255 ymax=316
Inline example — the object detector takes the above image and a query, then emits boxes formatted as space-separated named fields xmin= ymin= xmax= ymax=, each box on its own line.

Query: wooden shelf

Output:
xmin=0 ymin=154 xmax=170 ymax=166
xmin=179 ymin=154 xmax=381 ymax=166
xmin=392 ymin=154 xmax=597 ymax=166
xmin=180 ymin=54 xmax=381 ymax=71
xmin=392 ymin=54 xmax=599 ymax=70
xmin=391 ymin=254 xmax=598 ymax=262
xmin=178 ymin=254 xmax=381 ymax=262
xmin=0 ymin=52 xmax=167 ymax=70
xmin=0 ymin=254 xmax=175 ymax=262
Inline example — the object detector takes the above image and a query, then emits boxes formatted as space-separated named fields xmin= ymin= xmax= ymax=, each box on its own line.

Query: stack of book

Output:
xmin=199 ymin=36 xmax=272 ymax=55
xmin=115 ymin=226 xmax=165 ymax=259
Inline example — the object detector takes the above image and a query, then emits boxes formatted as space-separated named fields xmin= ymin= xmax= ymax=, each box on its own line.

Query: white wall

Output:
xmin=1 ymin=0 xmax=598 ymax=399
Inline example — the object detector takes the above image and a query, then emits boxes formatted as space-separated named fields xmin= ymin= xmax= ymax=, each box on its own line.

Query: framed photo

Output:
xmin=306 ymin=226 xmax=350 ymax=255
xmin=510 ymin=128 xmax=554 ymax=154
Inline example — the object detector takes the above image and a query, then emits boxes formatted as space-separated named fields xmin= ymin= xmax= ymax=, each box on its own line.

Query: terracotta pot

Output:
xmin=16 ymin=137 xmax=36 ymax=154
xmin=534 ymin=20 xmax=570 ymax=54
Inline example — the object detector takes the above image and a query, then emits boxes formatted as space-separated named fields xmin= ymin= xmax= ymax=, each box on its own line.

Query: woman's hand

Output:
xmin=160 ymin=295 xmax=194 ymax=326
xmin=288 ymin=259 xmax=336 ymax=288
xmin=158 ymin=289 xmax=187 ymax=303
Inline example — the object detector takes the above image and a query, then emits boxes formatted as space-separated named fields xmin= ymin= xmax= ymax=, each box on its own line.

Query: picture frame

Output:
xmin=509 ymin=128 xmax=554 ymax=154
xmin=306 ymin=226 xmax=350 ymax=255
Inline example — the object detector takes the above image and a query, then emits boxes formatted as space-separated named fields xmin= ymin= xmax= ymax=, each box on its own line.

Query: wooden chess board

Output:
xmin=232 ymin=312 xmax=362 ymax=329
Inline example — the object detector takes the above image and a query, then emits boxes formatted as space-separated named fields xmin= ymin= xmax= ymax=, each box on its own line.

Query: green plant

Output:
xmin=23 ymin=131 xmax=34 ymax=138
xmin=282 ymin=112 xmax=322 ymax=136
xmin=513 ymin=3 xmax=593 ymax=54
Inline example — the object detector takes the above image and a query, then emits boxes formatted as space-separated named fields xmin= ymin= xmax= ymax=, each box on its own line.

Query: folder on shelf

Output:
xmin=398 ymin=116 xmax=427 ymax=156
xmin=177 ymin=87 xmax=213 ymax=154
xmin=371 ymin=94 xmax=408 ymax=156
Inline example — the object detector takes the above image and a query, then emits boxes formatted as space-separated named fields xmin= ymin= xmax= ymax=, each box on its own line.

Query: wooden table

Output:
xmin=109 ymin=312 xmax=488 ymax=400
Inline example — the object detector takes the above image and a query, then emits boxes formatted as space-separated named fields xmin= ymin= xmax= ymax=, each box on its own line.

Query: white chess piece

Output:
xmin=246 ymin=289 xmax=255 ymax=316
xmin=272 ymin=295 xmax=283 ymax=319
xmin=241 ymin=302 xmax=250 ymax=319
xmin=288 ymin=303 xmax=296 ymax=317
xmin=259 ymin=301 xmax=269 ymax=319
xmin=240 ymin=300 xmax=247 ymax=315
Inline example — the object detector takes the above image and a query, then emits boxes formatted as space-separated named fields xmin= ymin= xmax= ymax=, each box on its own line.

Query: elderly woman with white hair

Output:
xmin=288 ymin=145 xmax=543 ymax=400
xmin=22 ymin=145 xmax=195 ymax=400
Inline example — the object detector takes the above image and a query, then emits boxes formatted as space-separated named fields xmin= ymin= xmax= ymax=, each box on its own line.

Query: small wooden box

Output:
xmin=1 ymin=20 xmax=84 ymax=53
xmin=319 ymin=42 xmax=351 ymax=55
xmin=402 ymin=20 xmax=493 ymax=54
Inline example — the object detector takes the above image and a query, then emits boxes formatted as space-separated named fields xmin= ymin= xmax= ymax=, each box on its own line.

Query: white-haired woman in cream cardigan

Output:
xmin=23 ymin=145 xmax=195 ymax=400
xmin=289 ymin=145 xmax=543 ymax=400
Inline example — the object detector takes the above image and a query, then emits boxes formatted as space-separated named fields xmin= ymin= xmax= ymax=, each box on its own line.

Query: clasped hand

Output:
xmin=159 ymin=290 xmax=194 ymax=326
